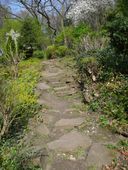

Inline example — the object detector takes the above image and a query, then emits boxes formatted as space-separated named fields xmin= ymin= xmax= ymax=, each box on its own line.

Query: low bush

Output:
xmin=0 ymin=58 xmax=41 ymax=139
xmin=72 ymin=23 xmax=91 ymax=39
xmin=104 ymin=14 xmax=128 ymax=74
xmin=90 ymin=75 xmax=128 ymax=135
xmin=33 ymin=50 xmax=45 ymax=59
xmin=76 ymin=56 xmax=99 ymax=82
xmin=56 ymin=45 xmax=69 ymax=57
xmin=0 ymin=58 xmax=41 ymax=169
xmin=45 ymin=45 xmax=57 ymax=59
xmin=0 ymin=140 xmax=41 ymax=170
xmin=45 ymin=45 xmax=68 ymax=59
xmin=55 ymin=23 xmax=91 ymax=48
xmin=55 ymin=26 xmax=74 ymax=47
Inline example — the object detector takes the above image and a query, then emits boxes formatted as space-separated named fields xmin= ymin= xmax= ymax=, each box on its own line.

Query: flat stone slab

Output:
xmin=47 ymin=131 xmax=92 ymax=152
xmin=50 ymin=160 xmax=86 ymax=170
xmin=34 ymin=124 xmax=50 ymax=136
xmin=55 ymin=118 xmax=84 ymax=128
xmin=41 ymin=113 xmax=55 ymax=125
xmin=85 ymin=143 xmax=114 ymax=170
xmin=54 ymin=86 xmax=69 ymax=91
xmin=42 ymin=71 xmax=62 ymax=78
xmin=37 ymin=83 xmax=50 ymax=90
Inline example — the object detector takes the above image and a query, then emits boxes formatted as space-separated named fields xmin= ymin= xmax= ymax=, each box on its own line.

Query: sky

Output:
xmin=0 ymin=0 xmax=23 ymax=13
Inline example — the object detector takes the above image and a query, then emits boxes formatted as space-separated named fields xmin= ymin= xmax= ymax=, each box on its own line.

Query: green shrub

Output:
xmin=0 ymin=142 xmax=23 ymax=170
xmin=76 ymin=56 xmax=99 ymax=82
xmin=116 ymin=0 xmax=128 ymax=17
xmin=19 ymin=17 xmax=44 ymax=59
xmin=33 ymin=50 xmax=45 ymax=59
xmin=55 ymin=23 xmax=91 ymax=47
xmin=0 ymin=19 xmax=22 ymax=50
xmin=55 ymin=27 xmax=74 ymax=47
xmin=45 ymin=45 xmax=57 ymax=59
xmin=45 ymin=45 xmax=68 ymax=59
xmin=56 ymin=45 xmax=68 ymax=57
xmin=0 ymin=58 xmax=41 ymax=138
xmin=104 ymin=12 xmax=128 ymax=74
xmin=0 ymin=140 xmax=41 ymax=170
xmin=100 ymin=77 xmax=128 ymax=123
xmin=0 ymin=58 xmax=42 ymax=169
xmin=72 ymin=23 xmax=91 ymax=39
xmin=90 ymin=75 xmax=128 ymax=125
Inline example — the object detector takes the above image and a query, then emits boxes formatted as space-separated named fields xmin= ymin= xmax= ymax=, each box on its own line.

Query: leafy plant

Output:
xmin=103 ymin=4 xmax=128 ymax=74
xmin=0 ymin=19 xmax=22 ymax=50
xmin=5 ymin=29 xmax=21 ymax=78
xmin=19 ymin=17 xmax=44 ymax=58
xmin=56 ymin=45 xmax=69 ymax=57
xmin=0 ymin=58 xmax=41 ymax=139
xmin=55 ymin=23 xmax=91 ymax=48
xmin=45 ymin=45 xmax=57 ymax=59
xmin=33 ymin=50 xmax=45 ymax=59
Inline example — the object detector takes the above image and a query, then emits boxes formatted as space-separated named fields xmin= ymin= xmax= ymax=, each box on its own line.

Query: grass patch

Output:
xmin=0 ymin=58 xmax=42 ymax=169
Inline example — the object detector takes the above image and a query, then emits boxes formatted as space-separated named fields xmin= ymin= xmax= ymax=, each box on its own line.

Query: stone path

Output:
xmin=24 ymin=58 xmax=121 ymax=170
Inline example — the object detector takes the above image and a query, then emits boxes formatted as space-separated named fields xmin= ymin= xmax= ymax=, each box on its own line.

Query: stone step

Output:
xmin=55 ymin=118 xmax=85 ymax=128
xmin=49 ymin=160 xmax=86 ymax=170
xmin=34 ymin=124 xmax=50 ymax=136
xmin=47 ymin=131 xmax=92 ymax=152
xmin=85 ymin=143 xmax=115 ymax=170
xmin=37 ymin=82 xmax=50 ymax=90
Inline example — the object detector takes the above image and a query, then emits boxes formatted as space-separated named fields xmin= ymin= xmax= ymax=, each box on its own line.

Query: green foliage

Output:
xmin=0 ymin=140 xmax=42 ymax=170
xmin=90 ymin=101 xmax=100 ymax=112
xmin=0 ymin=58 xmax=41 ymax=169
xmin=76 ymin=56 xmax=99 ymax=82
xmin=0 ymin=141 xmax=22 ymax=170
xmin=116 ymin=0 xmax=128 ymax=17
xmin=33 ymin=50 xmax=45 ymax=59
xmin=72 ymin=23 xmax=91 ymax=39
xmin=45 ymin=45 xmax=57 ymax=59
xmin=45 ymin=45 xmax=68 ymax=58
xmin=0 ymin=58 xmax=41 ymax=138
xmin=90 ymin=75 xmax=128 ymax=131
xmin=11 ymin=60 xmax=41 ymax=118
xmin=0 ymin=28 xmax=23 ymax=80
xmin=107 ymin=16 xmax=128 ymax=55
xmin=56 ymin=45 xmax=69 ymax=57
xmin=102 ymin=1 xmax=128 ymax=74
xmin=99 ymin=115 xmax=110 ymax=127
xmin=0 ymin=19 xmax=22 ymax=49
xmin=19 ymin=17 xmax=43 ymax=50
xmin=55 ymin=26 xmax=74 ymax=46
xmin=55 ymin=23 xmax=91 ymax=47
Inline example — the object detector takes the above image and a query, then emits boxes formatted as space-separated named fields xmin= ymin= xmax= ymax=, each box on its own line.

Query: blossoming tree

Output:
xmin=67 ymin=0 xmax=115 ymax=28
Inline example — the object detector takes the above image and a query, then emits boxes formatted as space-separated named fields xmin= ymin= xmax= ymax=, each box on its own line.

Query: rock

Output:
xmin=34 ymin=124 xmax=50 ymax=136
xmin=54 ymin=86 xmax=69 ymax=91
xmin=92 ymin=75 xmax=96 ymax=82
xmin=85 ymin=143 xmax=114 ymax=170
xmin=69 ymin=155 xmax=76 ymax=161
xmin=41 ymin=113 xmax=55 ymax=125
xmin=51 ymin=160 xmax=86 ymax=170
xmin=37 ymin=83 xmax=50 ymax=90
xmin=47 ymin=131 xmax=92 ymax=152
xmin=84 ymin=90 xmax=93 ymax=103
xmin=55 ymin=118 xmax=85 ymax=128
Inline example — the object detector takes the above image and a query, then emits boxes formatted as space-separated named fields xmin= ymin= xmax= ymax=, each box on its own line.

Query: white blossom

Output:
xmin=67 ymin=0 xmax=115 ymax=25
xmin=6 ymin=29 xmax=20 ymax=41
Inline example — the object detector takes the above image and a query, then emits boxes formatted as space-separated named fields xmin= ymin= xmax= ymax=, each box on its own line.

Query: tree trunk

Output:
xmin=0 ymin=114 xmax=9 ymax=139
xmin=61 ymin=17 xmax=67 ymax=46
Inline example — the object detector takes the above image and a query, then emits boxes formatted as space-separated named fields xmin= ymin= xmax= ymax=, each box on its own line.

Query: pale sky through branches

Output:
xmin=0 ymin=0 xmax=23 ymax=13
